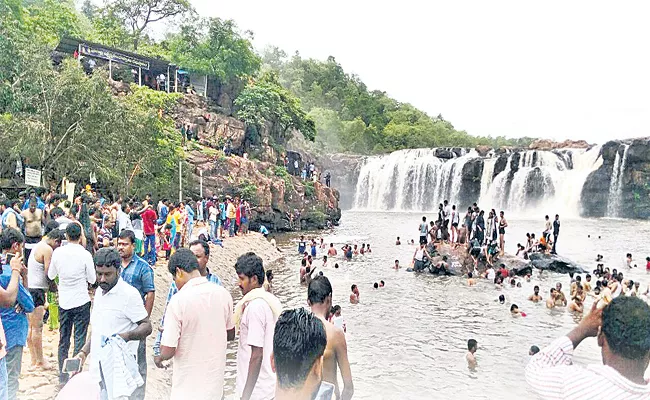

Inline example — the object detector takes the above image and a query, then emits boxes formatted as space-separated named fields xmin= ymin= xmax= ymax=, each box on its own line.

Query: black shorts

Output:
xmin=499 ymin=227 xmax=505 ymax=235
xmin=29 ymin=288 xmax=46 ymax=308
xmin=419 ymin=236 xmax=427 ymax=245
xmin=452 ymin=222 xmax=459 ymax=228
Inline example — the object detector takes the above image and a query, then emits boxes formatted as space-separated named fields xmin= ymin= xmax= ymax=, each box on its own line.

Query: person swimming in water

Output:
xmin=396 ymin=237 xmax=401 ymax=245
xmin=328 ymin=243 xmax=337 ymax=256
xmin=546 ymin=288 xmax=558 ymax=309
xmin=555 ymin=282 xmax=568 ymax=306
xmin=394 ymin=259 xmax=400 ymax=270
xmin=350 ymin=284 xmax=359 ymax=304
xmin=529 ymin=286 xmax=543 ymax=303
xmin=529 ymin=345 xmax=540 ymax=356
xmin=510 ymin=304 xmax=526 ymax=317
xmin=466 ymin=339 xmax=478 ymax=369
xmin=569 ymin=284 xmax=586 ymax=313
xmin=467 ymin=272 xmax=477 ymax=286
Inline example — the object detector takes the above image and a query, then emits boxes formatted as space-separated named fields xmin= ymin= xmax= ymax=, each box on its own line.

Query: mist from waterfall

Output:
xmin=353 ymin=146 xmax=602 ymax=217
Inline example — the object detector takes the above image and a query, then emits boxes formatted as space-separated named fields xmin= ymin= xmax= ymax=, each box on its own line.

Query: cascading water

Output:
xmin=353 ymin=146 xmax=602 ymax=216
xmin=353 ymin=149 xmax=477 ymax=211
xmin=605 ymin=144 xmax=630 ymax=218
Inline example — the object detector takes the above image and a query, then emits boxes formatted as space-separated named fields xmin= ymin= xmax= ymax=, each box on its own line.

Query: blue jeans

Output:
xmin=229 ymin=218 xmax=236 ymax=236
xmin=209 ymin=220 xmax=217 ymax=239
xmin=187 ymin=222 xmax=194 ymax=242
xmin=144 ymin=234 xmax=157 ymax=265
xmin=0 ymin=357 xmax=7 ymax=400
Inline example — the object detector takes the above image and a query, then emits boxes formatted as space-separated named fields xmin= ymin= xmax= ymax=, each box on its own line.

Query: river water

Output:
xmin=224 ymin=211 xmax=650 ymax=399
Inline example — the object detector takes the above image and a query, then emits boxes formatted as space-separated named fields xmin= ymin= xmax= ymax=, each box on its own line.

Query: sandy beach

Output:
xmin=17 ymin=229 xmax=283 ymax=400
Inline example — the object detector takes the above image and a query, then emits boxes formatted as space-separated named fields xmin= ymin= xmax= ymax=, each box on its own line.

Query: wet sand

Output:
xmin=18 ymin=228 xmax=283 ymax=400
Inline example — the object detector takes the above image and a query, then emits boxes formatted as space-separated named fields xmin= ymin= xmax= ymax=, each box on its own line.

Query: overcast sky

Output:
xmin=168 ymin=1 xmax=650 ymax=143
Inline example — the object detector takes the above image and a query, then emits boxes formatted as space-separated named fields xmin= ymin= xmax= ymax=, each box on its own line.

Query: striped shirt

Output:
xmin=525 ymin=336 xmax=650 ymax=399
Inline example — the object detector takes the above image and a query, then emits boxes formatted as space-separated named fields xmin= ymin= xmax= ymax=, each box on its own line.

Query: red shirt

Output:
xmin=500 ymin=268 xmax=509 ymax=278
xmin=142 ymin=209 xmax=157 ymax=235
xmin=646 ymin=261 xmax=650 ymax=270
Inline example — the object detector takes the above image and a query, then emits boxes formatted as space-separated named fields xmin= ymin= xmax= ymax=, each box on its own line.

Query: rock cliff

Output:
xmin=581 ymin=138 xmax=650 ymax=219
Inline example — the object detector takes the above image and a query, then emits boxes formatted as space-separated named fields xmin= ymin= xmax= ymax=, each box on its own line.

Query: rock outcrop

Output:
xmin=528 ymin=253 xmax=587 ymax=274
xmin=187 ymin=150 xmax=340 ymax=231
xmin=581 ymin=138 xmax=650 ymax=219
xmin=529 ymin=139 xmax=590 ymax=150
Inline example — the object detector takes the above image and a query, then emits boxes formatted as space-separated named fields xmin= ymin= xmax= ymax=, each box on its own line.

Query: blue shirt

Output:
xmin=120 ymin=255 xmax=155 ymax=301
xmin=185 ymin=205 xmax=195 ymax=223
xmin=259 ymin=225 xmax=269 ymax=235
xmin=219 ymin=203 xmax=226 ymax=220
xmin=0 ymin=266 xmax=34 ymax=350
xmin=22 ymin=198 xmax=46 ymax=211
xmin=158 ymin=205 xmax=169 ymax=225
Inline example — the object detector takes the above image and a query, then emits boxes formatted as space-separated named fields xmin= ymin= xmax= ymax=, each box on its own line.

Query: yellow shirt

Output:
xmin=227 ymin=203 xmax=236 ymax=219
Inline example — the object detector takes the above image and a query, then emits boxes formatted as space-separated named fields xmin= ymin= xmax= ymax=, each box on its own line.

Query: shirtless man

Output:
xmin=394 ymin=259 xmax=400 ymax=270
xmin=308 ymin=276 xmax=354 ymax=400
xmin=583 ymin=274 xmax=592 ymax=292
xmin=349 ymin=285 xmax=359 ymax=304
xmin=546 ymin=288 xmax=558 ymax=309
xmin=569 ymin=284 xmax=586 ymax=313
xmin=22 ymin=198 xmax=44 ymax=262
xmin=467 ymin=272 xmax=477 ymax=286
xmin=27 ymin=228 xmax=64 ymax=369
xmin=328 ymin=243 xmax=337 ymax=256
xmin=529 ymin=285 xmax=543 ymax=303
xmin=555 ymin=282 xmax=568 ymax=306
xmin=570 ymin=275 xmax=582 ymax=297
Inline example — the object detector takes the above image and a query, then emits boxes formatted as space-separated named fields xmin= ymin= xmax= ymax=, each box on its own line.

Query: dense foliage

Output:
xmin=262 ymin=48 xmax=535 ymax=153
xmin=0 ymin=0 xmax=184 ymax=198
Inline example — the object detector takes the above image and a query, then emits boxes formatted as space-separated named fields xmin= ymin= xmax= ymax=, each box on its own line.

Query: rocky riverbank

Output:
xmin=18 ymin=229 xmax=283 ymax=400
xmin=581 ymin=138 xmax=650 ymax=219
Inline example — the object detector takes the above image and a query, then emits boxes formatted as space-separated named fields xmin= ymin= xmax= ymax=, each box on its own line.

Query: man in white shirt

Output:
xmin=74 ymin=248 xmax=152 ymax=398
xmin=48 ymin=223 xmax=96 ymax=384
xmin=117 ymin=203 xmax=132 ymax=234
xmin=526 ymin=297 xmax=650 ymax=399
xmin=156 ymin=248 xmax=234 ymax=399
xmin=486 ymin=266 xmax=496 ymax=281
xmin=236 ymin=252 xmax=280 ymax=400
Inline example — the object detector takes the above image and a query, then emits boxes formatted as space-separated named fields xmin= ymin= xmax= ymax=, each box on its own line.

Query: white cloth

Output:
xmin=332 ymin=315 xmax=345 ymax=331
xmin=89 ymin=278 xmax=148 ymax=382
xmin=236 ymin=297 xmax=279 ymax=400
xmin=48 ymin=243 xmax=96 ymax=309
xmin=97 ymin=335 xmax=143 ymax=400
xmin=234 ymin=288 xmax=282 ymax=331
xmin=525 ymin=335 xmax=650 ymax=399
xmin=27 ymin=241 xmax=48 ymax=289
xmin=55 ymin=216 xmax=73 ymax=230
xmin=117 ymin=211 xmax=131 ymax=233
xmin=487 ymin=268 xmax=496 ymax=281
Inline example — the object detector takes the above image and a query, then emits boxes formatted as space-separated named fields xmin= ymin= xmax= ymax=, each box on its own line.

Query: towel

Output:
xmin=98 ymin=336 xmax=143 ymax=400
xmin=234 ymin=287 xmax=283 ymax=332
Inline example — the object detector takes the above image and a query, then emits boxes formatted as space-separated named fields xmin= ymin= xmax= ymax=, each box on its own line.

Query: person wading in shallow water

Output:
xmin=307 ymin=276 xmax=354 ymax=400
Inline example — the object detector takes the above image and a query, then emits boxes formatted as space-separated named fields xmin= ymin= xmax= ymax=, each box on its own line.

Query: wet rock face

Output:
xmin=459 ymin=158 xmax=484 ymax=207
xmin=528 ymin=253 xmax=587 ymax=274
xmin=189 ymin=151 xmax=341 ymax=232
xmin=581 ymin=138 xmax=650 ymax=219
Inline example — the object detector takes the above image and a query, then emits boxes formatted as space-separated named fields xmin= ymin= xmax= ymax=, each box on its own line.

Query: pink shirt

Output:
xmin=161 ymin=277 xmax=234 ymax=400
xmin=236 ymin=298 xmax=277 ymax=400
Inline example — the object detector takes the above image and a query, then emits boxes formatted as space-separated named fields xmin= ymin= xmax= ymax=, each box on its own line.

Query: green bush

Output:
xmin=304 ymin=181 xmax=315 ymax=198
xmin=274 ymin=165 xmax=293 ymax=189
xmin=236 ymin=179 xmax=258 ymax=204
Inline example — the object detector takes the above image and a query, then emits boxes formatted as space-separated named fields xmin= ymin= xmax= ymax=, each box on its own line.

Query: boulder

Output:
xmin=528 ymin=253 xmax=587 ymax=274
xmin=459 ymin=158 xmax=483 ymax=207
xmin=434 ymin=148 xmax=455 ymax=159
xmin=475 ymin=145 xmax=492 ymax=157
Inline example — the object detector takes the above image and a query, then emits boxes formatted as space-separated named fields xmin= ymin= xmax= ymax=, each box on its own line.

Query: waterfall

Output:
xmin=353 ymin=149 xmax=476 ymax=211
xmin=353 ymin=146 xmax=602 ymax=216
xmin=606 ymin=144 xmax=630 ymax=218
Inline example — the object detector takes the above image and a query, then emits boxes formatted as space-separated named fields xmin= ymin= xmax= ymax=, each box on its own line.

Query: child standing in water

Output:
xmin=466 ymin=339 xmax=478 ymax=369
xmin=330 ymin=305 xmax=346 ymax=333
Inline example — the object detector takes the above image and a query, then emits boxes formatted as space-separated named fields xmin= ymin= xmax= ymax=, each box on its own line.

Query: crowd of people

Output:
xmin=0 ymin=185 xmax=359 ymax=400
xmin=287 ymin=158 xmax=332 ymax=188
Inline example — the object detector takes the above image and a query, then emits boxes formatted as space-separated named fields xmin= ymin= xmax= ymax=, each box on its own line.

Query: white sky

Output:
xmin=163 ymin=1 xmax=650 ymax=142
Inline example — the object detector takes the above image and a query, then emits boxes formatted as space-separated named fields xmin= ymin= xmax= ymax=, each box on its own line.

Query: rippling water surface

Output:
xmin=225 ymin=211 xmax=650 ymax=399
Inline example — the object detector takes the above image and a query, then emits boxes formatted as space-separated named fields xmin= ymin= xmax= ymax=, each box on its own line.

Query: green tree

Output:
xmin=235 ymin=72 xmax=316 ymax=143
xmin=105 ymin=0 xmax=192 ymax=50
xmin=23 ymin=0 xmax=83 ymax=46
xmin=169 ymin=18 xmax=260 ymax=81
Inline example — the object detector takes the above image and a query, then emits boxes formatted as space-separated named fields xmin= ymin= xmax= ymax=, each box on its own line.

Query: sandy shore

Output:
xmin=18 ymin=227 xmax=283 ymax=400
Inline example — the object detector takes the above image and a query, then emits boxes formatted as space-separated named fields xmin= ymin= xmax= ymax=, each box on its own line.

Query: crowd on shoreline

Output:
xmin=0 ymin=187 xmax=353 ymax=400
